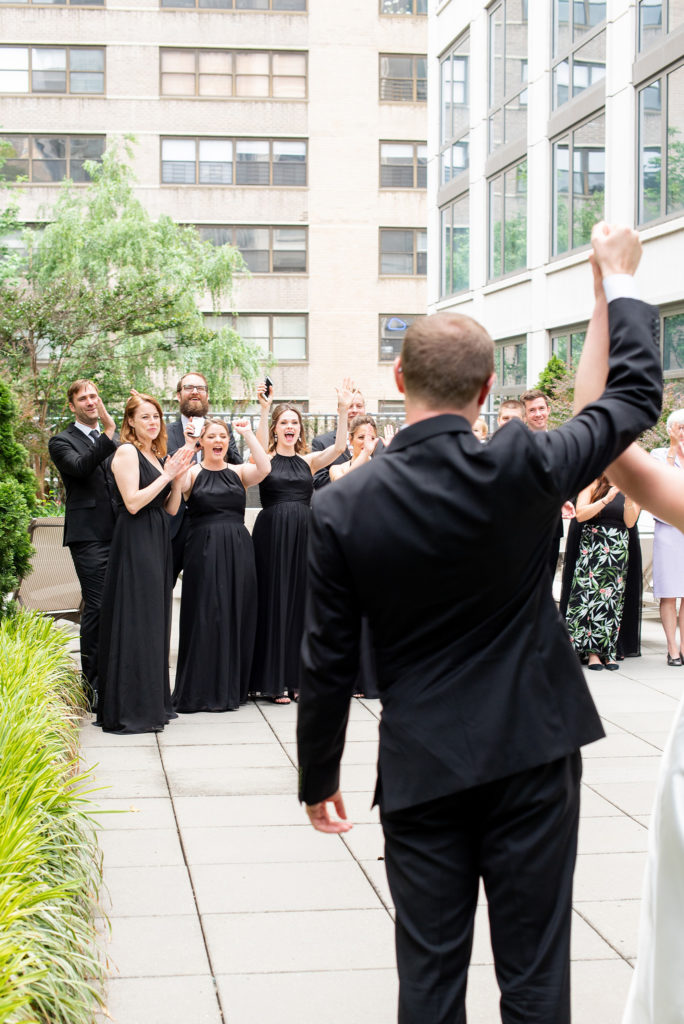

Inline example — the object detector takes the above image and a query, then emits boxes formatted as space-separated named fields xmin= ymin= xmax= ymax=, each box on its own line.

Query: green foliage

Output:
xmin=536 ymin=354 xmax=571 ymax=401
xmin=0 ymin=139 xmax=259 ymax=494
xmin=0 ymin=380 xmax=37 ymax=618
xmin=0 ymin=612 xmax=104 ymax=1023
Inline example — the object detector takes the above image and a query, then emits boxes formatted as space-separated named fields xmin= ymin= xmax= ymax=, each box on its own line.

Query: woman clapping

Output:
xmin=173 ymin=416 xmax=271 ymax=713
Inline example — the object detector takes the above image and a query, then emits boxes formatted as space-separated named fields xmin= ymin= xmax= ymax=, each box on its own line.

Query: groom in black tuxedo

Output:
xmin=49 ymin=379 xmax=118 ymax=705
xmin=166 ymin=371 xmax=242 ymax=580
xmin=297 ymin=225 xmax=663 ymax=1023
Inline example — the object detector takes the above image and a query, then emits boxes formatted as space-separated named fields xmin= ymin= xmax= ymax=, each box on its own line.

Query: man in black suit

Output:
xmin=297 ymin=225 xmax=662 ymax=1023
xmin=166 ymin=371 xmax=242 ymax=580
xmin=49 ymin=379 xmax=118 ymax=705
xmin=311 ymin=388 xmax=375 ymax=489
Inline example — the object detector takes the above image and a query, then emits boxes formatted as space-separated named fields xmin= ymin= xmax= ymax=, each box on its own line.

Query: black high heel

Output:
xmin=667 ymin=653 xmax=683 ymax=666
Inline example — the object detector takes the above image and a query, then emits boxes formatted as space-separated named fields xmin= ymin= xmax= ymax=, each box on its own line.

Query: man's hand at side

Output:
xmin=305 ymin=790 xmax=353 ymax=833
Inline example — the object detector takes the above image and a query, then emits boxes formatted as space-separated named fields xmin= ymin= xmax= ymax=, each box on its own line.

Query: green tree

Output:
xmin=0 ymin=140 xmax=260 ymax=495
xmin=0 ymin=379 xmax=37 ymax=618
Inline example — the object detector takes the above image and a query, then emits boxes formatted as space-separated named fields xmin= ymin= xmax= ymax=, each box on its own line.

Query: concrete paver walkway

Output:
xmin=80 ymin=607 xmax=682 ymax=1024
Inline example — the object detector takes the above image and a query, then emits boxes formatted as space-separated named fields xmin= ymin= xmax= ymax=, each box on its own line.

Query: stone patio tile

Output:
xmin=101 ymin=915 xmax=209 ymax=977
xmin=100 ymin=866 xmax=196 ymax=917
xmin=266 ymin=720 xmax=381 ymax=746
xmin=466 ymin=905 xmax=618 ymax=965
xmin=587 ymin=780 xmax=657 ymax=817
xmin=596 ymin=692 xmax=676 ymax=713
xmin=339 ymin=763 xmax=379 ymax=792
xmin=341 ymin=823 xmax=385 ymax=862
xmin=640 ymin=677 xmax=684 ymax=699
xmin=601 ymin=711 xmax=677 ymax=734
xmin=97 ymin=828 xmax=184 ymax=868
xmin=192 ymin=860 xmax=380 ymax=914
xmin=581 ymin=732 xmax=668 ymax=758
xmin=97 ymin=976 xmax=221 ymax=1024
xmin=80 ymin=746 xmax=162 ymax=771
xmin=576 ymin=899 xmax=642 ymax=959
xmin=581 ymin=756 xmax=663 ymax=785
xmin=573 ymin=852 xmax=647 ymax=902
xmin=86 ymin=767 xmax=170 ymax=800
xmin=203 ymin=909 xmax=395 ymax=974
xmin=181 ymin=825 xmax=350 ymax=865
xmin=160 ymin=743 xmax=292 ymax=771
xmin=637 ymin=732 xmax=669 ymax=750
xmin=91 ymin=798 xmax=176 ymax=830
xmin=79 ymin=721 xmax=157 ymax=748
xmin=338 ymin=792 xmax=382 ymax=825
xmin=165 ymin=765 xmax=296 ymax=798
xmin=158 ymin=721 xmax=275 ymax=746
xmin=578 ymin=785 xmax=625 ymax=817
xmin=360 ymin=859 xmax=393 ymax=910
xmin=173 ymin=794 xmax=307 ymax=829
xmin=568 ymin=958 xmax=635 ymax=1022
xmin=578 ymin=815 xmax=648 ymax=855
xmin=340 ymin=740 xmax=380 ymax=765
xmin=215 ymin=969 xmax=398 ymax=1024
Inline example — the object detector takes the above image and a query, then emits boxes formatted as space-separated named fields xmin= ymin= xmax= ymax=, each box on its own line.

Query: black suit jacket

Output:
xmin=297 ymin=298 xmax=662 ymax=813
xmin=312 ymin=429 xmax=385 ymax=489
xmin=48 ymin=425 xmax=118 ymax=546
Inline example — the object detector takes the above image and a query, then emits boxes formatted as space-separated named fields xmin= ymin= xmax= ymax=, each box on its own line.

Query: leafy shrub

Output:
xmin=0 ymin=381 xmax=37 ymax=618
xmin=0 ymin=612 xmax=105 ymax=1023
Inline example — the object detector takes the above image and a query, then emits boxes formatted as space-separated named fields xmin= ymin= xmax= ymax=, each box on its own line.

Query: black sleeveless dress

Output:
xmin=97 ymin=448 xmax=177 ymax=734
xmin=250 ymin=453 xmax=313 ymax=699
xmin=173 ymin=466 xmax=257 ymax=712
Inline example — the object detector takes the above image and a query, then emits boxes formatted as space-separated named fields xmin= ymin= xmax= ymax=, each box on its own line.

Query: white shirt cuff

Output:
xmin=602 ymin=274 xmax=640 ymax=303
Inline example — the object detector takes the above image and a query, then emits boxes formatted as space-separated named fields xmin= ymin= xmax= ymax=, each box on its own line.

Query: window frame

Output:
xmin=159 ymin=47 xmax=307 ymax=100
xmin=491 ymin=335 xmax=528 ymax=399
xmin=378 ymin=314 xmax=419 ymax=363
xmin=379 ymin=140 xmax=427 ymax=189
xmin=0 ymin=0 xmax=104 ymax=5
xmin=160 ymin=136 xmax=307 ymax=187
xmin=439 ymin=191 xmax=469 ymax=299
xmin=197 ymin=224 xmax=307 ymax=274
xmin=232 ymin=312 xmax=308 ymax=362
xmin=0 ymin=133 xmax=105 ymax=183
xmin=551 ymin=108 xmax=605 ymax=257
xmin=379 ymin=0 xmax=426 ymax=13
xmin=549 ymin=323 xmax=588 ymax=370
xmin=488 ymin=0 xmax=529 ymax=154
xmin=488 ymin=157 xmax=528 ymax=282
xmin=160 ymin=0 xmax=307 ymax=10
xmin=551 ymin=0 xmax=606 ymax=112
xmin=378 ymin=227 xmax=427 ymax=277
xmin=439 ymin=31 xmax=470 ymax=192
xmin=379 ymin=53 xmax=427 ymax=103
xmin=636 ymin=57 xmax=684 ymax=226
xmin=661 ymin=305 xmax=684 ymax=378
xmin=0 ymin=45 xmax=106 ymax=95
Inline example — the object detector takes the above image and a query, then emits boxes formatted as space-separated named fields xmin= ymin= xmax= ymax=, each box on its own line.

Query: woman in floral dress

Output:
xmin=565 ymin=474 xmax=640 ymax=671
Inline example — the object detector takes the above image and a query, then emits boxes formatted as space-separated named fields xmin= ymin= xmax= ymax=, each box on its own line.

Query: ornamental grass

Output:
xmin=0 ymin=611 xmax=105 ymax=1024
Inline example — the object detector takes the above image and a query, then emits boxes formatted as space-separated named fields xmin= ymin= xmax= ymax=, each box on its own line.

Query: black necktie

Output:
xmin=89 ymin=429 xmax=99 ymax=443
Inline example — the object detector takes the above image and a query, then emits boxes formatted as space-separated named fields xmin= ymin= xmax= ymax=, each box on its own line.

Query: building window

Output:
xmin=237 ymin=314 xmax=307 ymax=360
xmin=440 ymin=193 xmax=469 ymax=297
xmin=380 ymin=142 xmax=426 ymax=188
xmin=0 ymin=46 xmax=105 ymax=94
xmin=638 ymin=62 xmax=684 ymax=224
xmin=0 ymin=0 xmax=104 ymax=5
xmin=0 ymin=135 xmax=105 ymax=182
xmin=160 ymin=49 xmax=306 ymax=99
xmin=638 ymin=0 xmax=684 ymax=51
xmin=493 ymin=337 xmax=527 ymax=396
xmin=198 ymin=224 xmax=306 ymax=272
xmin=662 ymin=309 xmax=684 ymax=376
xmin=488 ymin=1 xmax=528 ymax=152
xmin=551 ymin=327 xmax=587 ymax=369
xmin=552 ymin=111 xmax=605 ymax=255
xmin=489 ymin=159 xmax=527 ymax=279
xmin=379 ymin=229 xmax=427 ymax=276
xmin=161 ymin=0 xmax=305 ymax=9
xmin=380 ymin=0 xmax=426 ymax=12
xmin=552 ymin=0 xmax=605 ymax=109
xmin=379 ymin=315 xmax=417 ymax=362
xmin=440 ymin=33 xmax=469 ymax=184
xmin=161 ymin=138 xmax=306 ymax=186
xmin=378 ymin=399 xmax=406 ymax=414
xmin=379 ymin=54 xmax=426 ymax=102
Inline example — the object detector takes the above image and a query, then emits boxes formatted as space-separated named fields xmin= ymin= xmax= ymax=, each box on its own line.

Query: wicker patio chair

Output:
xmin=16 ymin=517 xmax=83 ymax=624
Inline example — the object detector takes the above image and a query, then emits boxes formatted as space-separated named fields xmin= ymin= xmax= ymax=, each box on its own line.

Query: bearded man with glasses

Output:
xmin=167 ymin=371 xmax=242 ymax=581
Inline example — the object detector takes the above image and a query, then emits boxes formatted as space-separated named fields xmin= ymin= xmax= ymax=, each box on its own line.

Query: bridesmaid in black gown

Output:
xmin=251 ymin=379 xmax=355 ymax=703
xmin=97 ymin=393 xmax=194 ymax=734
xmin=172 ymin=416 xmax=271 ymax=712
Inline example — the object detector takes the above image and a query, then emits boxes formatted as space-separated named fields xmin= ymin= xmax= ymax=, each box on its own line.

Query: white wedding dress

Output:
xmin=622 ymin=688 xmax=684 ymax=1024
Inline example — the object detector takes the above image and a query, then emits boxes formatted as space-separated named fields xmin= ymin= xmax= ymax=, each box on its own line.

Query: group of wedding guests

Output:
xmin=51 ymin=374 xmax=392 ymax=735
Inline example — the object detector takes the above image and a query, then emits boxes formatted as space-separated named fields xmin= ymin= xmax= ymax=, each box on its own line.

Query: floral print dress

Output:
xmin=566 ymin=493 xmax=629 ymax=662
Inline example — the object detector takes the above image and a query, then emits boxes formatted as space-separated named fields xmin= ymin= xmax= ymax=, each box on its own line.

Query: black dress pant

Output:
xmin=380 ymin=753 xmax=582 ymax=1024
xmin=69 ymin=540 xmax=110 ymax=700
xmin=171 ymin=513 xmax=189 ymax=585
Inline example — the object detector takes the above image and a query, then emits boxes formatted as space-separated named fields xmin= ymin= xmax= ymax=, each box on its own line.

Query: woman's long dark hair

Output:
xmin=590 ymin=474 xmax=612 ymax=504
